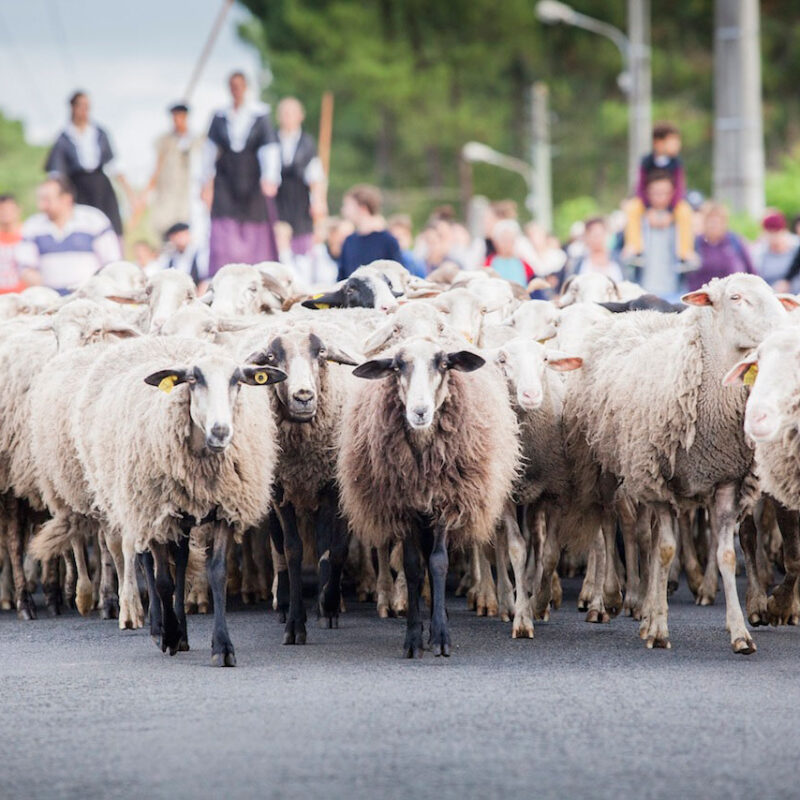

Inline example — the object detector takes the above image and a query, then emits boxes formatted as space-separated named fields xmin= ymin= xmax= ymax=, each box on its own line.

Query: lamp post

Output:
xmin=536 ymin=0 xmax=651 ymax=189
xmin=461 ymin=141 xmax=535 ymax=210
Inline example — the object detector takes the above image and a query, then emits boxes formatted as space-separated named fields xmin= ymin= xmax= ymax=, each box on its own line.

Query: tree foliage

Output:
xmin=0 ymin=113 xmax=47 ymax=215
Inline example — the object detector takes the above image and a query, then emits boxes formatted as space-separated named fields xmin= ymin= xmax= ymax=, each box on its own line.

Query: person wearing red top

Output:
xmin=0 ymin=195 xmax=26 ymax=293
xmin=484 ymin=219 xmax=534 ymax=286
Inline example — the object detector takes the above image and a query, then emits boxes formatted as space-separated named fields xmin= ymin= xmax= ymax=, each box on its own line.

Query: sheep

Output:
xmin=159 ymin=303 xmax=220 ymax=341
xmin=362 ymin=302 xmax=446 ymax=357
xmin=339 ymin=336 xmax=520 ymax=657
xmin=724 ymin=328 xmax=800 ymax=626
xmin=482 ymin=336 xmax=583 ymax=637
xmin=73 ymin=336 xmax=286 ymax=664
xmin=430 ymin=288 xmax=492 ymax=345
xmin=301 ymin=261 xmax=407 ymax=312
xmin=239 ymin=321 xmax=361 ymax=643
xmin=0 ymin=301 xmax=140 ymax=618
xmin=144 ymin=269 xmax=197 ymax=332
xmin=559 ymin=273 xmax=643 ymax=308
xmin=599 ymin=294 xmax=686 ymax=314
xmin=500 ymin=300 xmax=560 ymax=342
xmin=563 ymin=274 xmax=798 ymax=653
xmin=0 ymin=286 xmax=62 ymax=319
xmin=201 ymin=262 xmax=286 ymax=316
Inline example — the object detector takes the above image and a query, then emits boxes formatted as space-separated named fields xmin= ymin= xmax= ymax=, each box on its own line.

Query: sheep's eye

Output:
xmin=318 ymin=346 xmax=327 ymax=357
xmin=730 ymin=294 xmax=741 ymax=301
xmin=248 ymin=285 xmax=258 ymax=294
xmin=480 ymin=307 xmax=488 ymax=315
xmin=186 ymin=376 xmax=197 ymax=385
xmin=498 ymin=354 xmax=506 ymax=364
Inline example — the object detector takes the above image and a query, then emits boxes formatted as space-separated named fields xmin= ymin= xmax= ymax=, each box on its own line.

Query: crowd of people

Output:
xmin=1 ymin=77 xmax=799 ymax=303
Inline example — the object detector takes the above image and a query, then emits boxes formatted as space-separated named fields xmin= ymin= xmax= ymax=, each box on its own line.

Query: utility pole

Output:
xmin=713 ymin=0 xmax=765 ymax=217
xmin=627 ymin=0 xmax=651 ymax=190
xmin=530 ymin=82 xmax=553 ymax=233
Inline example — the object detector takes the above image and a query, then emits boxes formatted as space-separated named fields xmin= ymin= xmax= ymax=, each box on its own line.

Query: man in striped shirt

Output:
xmin=18 ymin=174 xmax=121 ymax=294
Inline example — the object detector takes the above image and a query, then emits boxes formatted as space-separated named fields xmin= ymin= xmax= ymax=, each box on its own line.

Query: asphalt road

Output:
xmin=1 ymin=577 xmax=799 ymax=800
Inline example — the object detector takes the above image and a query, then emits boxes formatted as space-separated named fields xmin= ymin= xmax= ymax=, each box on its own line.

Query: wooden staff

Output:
xmin=318 ymin=91 xmax=334 ymax=179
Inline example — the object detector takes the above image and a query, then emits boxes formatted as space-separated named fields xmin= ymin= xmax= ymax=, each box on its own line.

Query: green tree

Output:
xmin=0 ymin=113 xmax=47 ymax=214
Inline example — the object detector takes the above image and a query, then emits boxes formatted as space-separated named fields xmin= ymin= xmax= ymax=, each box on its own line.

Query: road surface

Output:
xmin=0 ymin=578 xmax=798 ymax=799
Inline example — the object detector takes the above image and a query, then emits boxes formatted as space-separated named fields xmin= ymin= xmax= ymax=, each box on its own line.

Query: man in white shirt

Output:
xmin=17 ymin=174 xmax=121 ymax=294
xmin=152 ymin=222 xmax=208 ymax=284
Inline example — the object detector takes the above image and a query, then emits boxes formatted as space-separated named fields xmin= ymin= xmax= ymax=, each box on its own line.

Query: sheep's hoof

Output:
xmin=211 ymin=651 xmax=236 ymax=667
xmin=695 ymin=580 xmax=717 ymax=606
xmin=748 ymin=612 xmax=768 ymax=627
xmin=732 ymin=636 xmax=756 ymax=655
xmin=101 ymin=596 xmax=119 ymax=620
xmin=151 ymin=635 xmax=162 ymax=649
xmin=532 ymin=606 xmax=550 ymax=622
xmin=403 ymin=629 xmax=424 ymax=659
xmin=17 ymin=593 xmax=37 ymax=621
xmin=282 ymin=620 xmax=307 ymax=645
xmin=318 ymin=613 xmax=339 ymax=629
xmin=511 ymin=614 xmax=534 ymax=639
xmin=240 ymin=591 xmax=254 ymax=606
xmin=177 ymin=637 xmax=190 ymax=652
xmin=377 ymin=603 xmax=390 ymax=619
xmin=585 ymin=608 xmax=610 ymax=624
xmin=766 ymin=592 xmax=800 ymax=627
xmin=46 ymin=602 xmax=61 ymax=618
xmin=645 ymin=635 xmax=672 ymax=650
xmin=197 ymin=602 xmax=210 ymax=615
xmin=277 ymin=610 xmax=287 ymax=624
xmin=0 ymin=599 xmax=12 ymax=611
xmin=576 ymin=597 xmax=589 ymax=612
xmin=186 ymin=600 xmax=198 ymax=615
xmin=622 ymin=595 xmax=638 ymax=617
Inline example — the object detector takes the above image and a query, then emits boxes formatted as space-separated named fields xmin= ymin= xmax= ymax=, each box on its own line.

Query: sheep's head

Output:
xmin=487 ymin=338 xmax=582 ymax=411
xmin=353 ymin=336 xmax=485 ymax=431
xmin=723 ymin=328 xmax=800 ymax=442
xmin=302 ymin=272 xmax=399 ymax=313
xmin=144 ymin=354 xmax=286 ymax=453
xmin=559 ymin=274 xmax=618 ymax=308
xmin=682 ymin=274 xmax=800 ymax=353
xmin=502 ymin=300 xmax=560 ymax=343
xmin=246 ymin=328 xmax=359 ymax=422
xmin=33 ymin=299 xmax=141 ymax=351
xmin=202 ymin=263 xmax=283 ymax=317
xmin=146 ymin=270 xmax=197 ymax=333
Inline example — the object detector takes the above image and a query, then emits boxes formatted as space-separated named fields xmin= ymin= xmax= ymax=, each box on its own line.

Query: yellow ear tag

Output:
xmin=743 ymin=365 xmax=758 ymax=387
xmin=311 ymin=293 xmax=330 ymax=310
xmin=158 ymin=375 xmax=178 ymax=394
xmin=254 ymin=371 xmax=268 ymax=385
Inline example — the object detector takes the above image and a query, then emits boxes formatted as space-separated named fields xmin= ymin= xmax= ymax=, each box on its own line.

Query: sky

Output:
xmin=0 ymin=0 xmax=264 ymax=185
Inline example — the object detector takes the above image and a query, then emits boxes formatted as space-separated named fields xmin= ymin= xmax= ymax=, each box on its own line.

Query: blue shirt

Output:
xmin=337 ymin=230 xmax=403 ymax=280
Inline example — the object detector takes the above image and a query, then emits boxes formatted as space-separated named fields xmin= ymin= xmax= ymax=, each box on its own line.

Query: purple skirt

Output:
xmin=209 ymin=210 xmax=278 ymax=276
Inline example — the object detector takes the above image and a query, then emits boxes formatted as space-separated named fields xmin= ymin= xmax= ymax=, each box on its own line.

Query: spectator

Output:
xmin=307 ymin=216 xmax=352 ymax=287
xmin=752 ymin=211 xmax=799 ymax=288
xmin=202 ymin=71 xmax=281 ymax=276
xmin=154 ymin=222 xmax=208 ymax=284
xmin=688 ymin=203 xmax=755 ymax=293
xmin=337 ymin=184 xmax=402 ymax=279
xmin=624 ymin=122 xmax=695 ymax=265
xmin=388 ymin=214 xmax=425 ymax=277
xmin=569 ymin=217 xmax=624 ymax=283
xmin=132 ymin=239 xmax=159 ymax=274
xmin=17 ymin=174 xmax=121 ymax=294
xmin=484 ymin=219 xmax=534 ymax=287
xmin=524 ymin=221 xmax=567 ymax=278
xmin=419 ymin=224 xmax=461 ymax=276
xmin=144 ymin=102 xmax=203 ymax=240
xmin=0 ymin=194 xmax=25 ymax=293
xmin=275 ymin=97 xmax=327 ymax=257
xmin=45 ymin=90 xmax=134 ymax=237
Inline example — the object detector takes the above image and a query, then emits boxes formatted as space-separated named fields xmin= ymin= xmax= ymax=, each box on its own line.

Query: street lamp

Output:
xmin=461 ymin=141 xmax=535 ymax=213
xmin=535 ymin=0 xmax=651 ymax=189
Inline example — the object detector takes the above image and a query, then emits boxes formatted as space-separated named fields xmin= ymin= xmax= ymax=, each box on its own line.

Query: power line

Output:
xmin=49 ymin=0 xmax=78 ymax=83
xmin=0 ymin=5 xmax=51 ymax=121
xmin=183 ymin=0 xmax=235 ymax=102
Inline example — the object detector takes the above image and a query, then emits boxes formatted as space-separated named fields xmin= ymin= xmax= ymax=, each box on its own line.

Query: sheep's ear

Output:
xmin=301 ymin=290 xmax=343 ymax=310
xmin=106 ymin=290 xmax=147 ymax=305
xmin=362 ymin=323 xmax=395 ymax=355
xmin=446 ymin=350 xmax=485 ymax=373
xmin=527 ymin=277 xmax=551 ymax=293
xmin=681 ymin=289 xmax=713 ymax=306
xmin=198 ymin=290 xmax=214 ymax=305
xmin=325 ymin=343 xmax=362 ymax=366
xmin=237 ymin=365 xmax=287 ymax=386
xmin=776 ymin=293 xmax=800 ymax=311
xmin=352 ymin=358 xmax=396 ymax=380
xmin=144 ymin=369 xmax=190 ymax=394
xmin=722 ymin=357 xmax=758 ymax=387
xmin=28 ymin=318 xmax=54 ymax=332
xmin=545 ymin=351 xmax=583 ymax=372
xmin=104 ymin=322 xmax=141 ymax=339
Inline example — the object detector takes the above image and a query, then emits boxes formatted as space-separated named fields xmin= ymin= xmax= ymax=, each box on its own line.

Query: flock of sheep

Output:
xmin=1 ymin=257 xmax=799 ymax=665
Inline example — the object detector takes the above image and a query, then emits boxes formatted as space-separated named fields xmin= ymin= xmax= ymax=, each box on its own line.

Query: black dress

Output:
xmin=45 ymin=126 xmax=123 ymax=235
xmin=276 ymin=131 xmax=318 ymax=238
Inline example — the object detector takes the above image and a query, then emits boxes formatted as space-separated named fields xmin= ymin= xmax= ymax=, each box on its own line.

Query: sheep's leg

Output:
xmin=316 ymin=486 xmax=347 ymax=628
xmin=667 ymin=519 xmax=682 ymax=596
xmin=150 ymin=542 xmax=180 ymax=655
xmin=601 ymin=515 xmax=623 ymax=617
xmin=390 ymin=542 xmax=408 ymax=616
xmin=464 ymin=542 xmax=480 ymax=610
xmin=276 ymin=501 xmax=307 ymax=645
xmin=475 ymin=545 xmax=498 ymax=617
xmin=207 ymin=523 xmax=236 ymax=666
xmin=577 ymin=538 xmax=597 ymax=612
xmin=268 ymin=510 xmax=288 ymax=622
xmin=251 ymin=522 xmax=271 ymax=603
xmin=139 ymin=551 xmax=162 ymax=644
xmin=633 ymin=506 xmax=653 ymax=621
xmin=766 ymin=505 xmax=800 ymax=626
xmin=99 ymin=529 xmax=122 ymax=620
xmin=638 ymin=504 xmax=674 ymax=649
xmin=618 ymin=499 xmax=640 ymax=617
xmin=402 ymin=534 xmax=424 ymax=658
xmin=239 ymin=529 xmax=257 ymax=605
xmin=376 ymin=543 xmax=393 ymax=618
xmin=710 ymin=483 xmax=755 ymax=654
xmin=0 ymin=545 xmax=12 ymax=611
xmin=71 ymin=540 xmax=93 ymax=617
xmin=494 ymin=522 xmax=515 ymax=622
xmin=506 ymin=506 xmax=533 ymax=639
xmin=425 ymin=523 xmax=451 ymax=657
xmin=117 ymin=534 xmax=144 ymax=630
xmin=41 ymin=555 xmax=62 ymax=617
xmin=740 ymin=513 xmax=769 ymax=626
xmin=171 ymin=534 xmax=190 ymax=651
xmin=355 ymin=541 xmax=377 ymax=602
xmin=678 ymin=510 xmax=704 ymax=598
xmin=696 ymin=507 xmax=718 ymax=605
xmin=5 ymin=496 xmax=35 ymax=620
xmin=585 ymin=526 xmax=610 ymax=623
xmin=532 ymin=523 xmax=560 ymax=621
xmin=63 ymin=550 xmax=76 ymax=609
xmin=526 ymin=505 xmax=545 ymax=599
